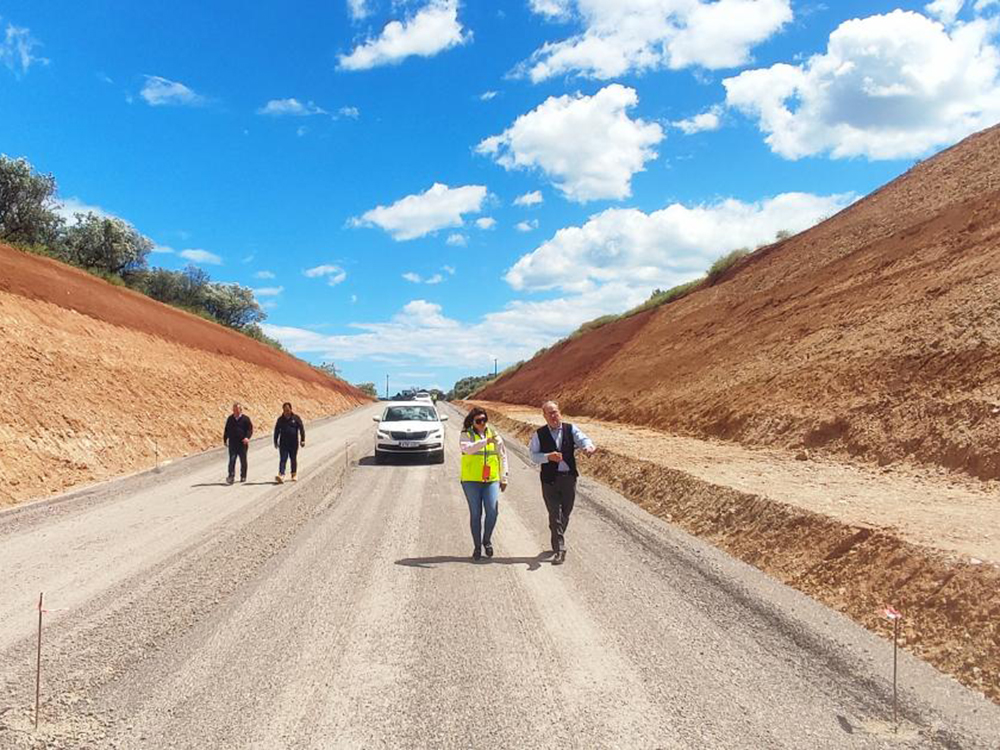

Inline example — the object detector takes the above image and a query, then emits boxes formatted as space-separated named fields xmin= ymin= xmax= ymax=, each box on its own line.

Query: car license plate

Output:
xmin=400 ymin=441 xmax=419 ymax=448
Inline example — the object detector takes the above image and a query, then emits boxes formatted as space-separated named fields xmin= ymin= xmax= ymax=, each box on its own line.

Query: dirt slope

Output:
xmin=480 ymin=124 xmax=1000 ymax=479
xmin=0 ymin=244 xmax=369 ymax=506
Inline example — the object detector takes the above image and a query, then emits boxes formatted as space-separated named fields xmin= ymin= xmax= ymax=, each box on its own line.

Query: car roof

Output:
xmin=383 ymin=401 xmax=438 ymax=408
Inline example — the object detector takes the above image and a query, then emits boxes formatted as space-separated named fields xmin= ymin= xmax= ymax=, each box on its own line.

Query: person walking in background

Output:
xmin=459 ymin=407 xmax=508 ymax=561
xmin=528 ymin=401 xmax=596 ymax=565
xmin=273 ymin=401 xmax=306 ymax=483
xmin=223 ymin=402 xmax=254 ymax=484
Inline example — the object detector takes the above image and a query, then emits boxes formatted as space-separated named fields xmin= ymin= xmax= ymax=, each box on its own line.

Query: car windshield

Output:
xmin=383 ymin=406 xmax=438 ymax=422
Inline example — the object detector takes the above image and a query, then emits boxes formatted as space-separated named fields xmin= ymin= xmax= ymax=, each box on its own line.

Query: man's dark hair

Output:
xmin=463 ymin=407 xmax=488 ymax=432
xmin=282 ymin=402 xmax=292 ymax=410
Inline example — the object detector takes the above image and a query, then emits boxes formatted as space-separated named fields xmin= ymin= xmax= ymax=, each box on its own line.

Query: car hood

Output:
xmin=377 ymin=421 xmax=442 ymax=432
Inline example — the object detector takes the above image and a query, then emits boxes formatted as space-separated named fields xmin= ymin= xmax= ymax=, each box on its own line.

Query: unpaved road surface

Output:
xmin=1 ymin=404 xmax=998 ymax=749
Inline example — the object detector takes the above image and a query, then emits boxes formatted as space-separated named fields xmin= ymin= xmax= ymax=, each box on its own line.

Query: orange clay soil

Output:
xmin=0 ymin=245 xmax=369 ymax=506
xmin=467 ymin=401 xmax=1000 ymax=703
xmin=478 ymin=123 xmax=1000 ymax=481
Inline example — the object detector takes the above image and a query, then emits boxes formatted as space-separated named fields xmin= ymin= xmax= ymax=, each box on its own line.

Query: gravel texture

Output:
xmin=1 ymin=403 xmax=999 ymax=748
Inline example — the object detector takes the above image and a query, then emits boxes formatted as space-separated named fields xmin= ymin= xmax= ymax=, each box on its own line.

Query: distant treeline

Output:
xmin=0 ymin=154 xmax=279 ymax=349
xmin=447 ymin=374 xmax=497 ymax=401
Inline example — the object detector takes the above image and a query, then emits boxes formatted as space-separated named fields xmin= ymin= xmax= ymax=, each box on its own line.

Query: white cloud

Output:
xmin=425 ymin=273 xmax=445 ymax=284
xmin=1 ymin=19 xmax=48 ymax=76
xmin=446 ymin=233 xmax=468 ymax=246
xmin=402 ymin=272 xmax=422 ymax=283
xmin=348 ymin=0 xmax=370 ymax=20
xmin=352 ymin=183 xmax=487 ymax=240
xmin=477 ymin=84 xmax=663 ymax=202
xmin=926 ymin=0 xmax=965 ymax=25
xmin=304 ymin=264 xmax=348 ymax=285
xmin=338 ymin=105 xmax=361 ymax=118
xmin=180 ymin=248 xmax=222 ymax=265
xmin=672 ymin=105 xmax=723 ymax=134
xmin=480 ymin=90 xmax=499 ymax=101
xmin=257 ymin=98 xmax=327 ymax=116
xmin=254 ymin=270 xmax=276 ymax=279
xmin=52 ymin=197 xmax=117 ymax=224
xmin=253 ymin=286 xmax=284 ymax=297
xmin=506 ymin=192 xmax=853 ymax=293
xmin=140 ymin=75 xmax=205 ymax=107
xmin=296 ymin=126 xmax=308 ymax=137
xmin=516 ymin=219 xmax=539 ymax=232
xmin=350 ymin=294 xmax=359 ymax=303
xmin=338 ymin=0 xmax=469 ymax=71
xmin=152 ymin=244 xmax=175 ymax=254
xmin=476 ymin=216 xmax=497 ymax=230
xmin=403 ymin=271 xmax=447 ymax=284
xmin=442 ymin=265 xmax=456 ymax=275
xmin=513 ymin=190 xmax=544 ymax=207
xmin=519 ymin=0 xmax=792 ymax=82
xmin=724 ymin=10 xmax=1000 ymax=160
xmin=263 ymin=286 xmax=642 ymax=369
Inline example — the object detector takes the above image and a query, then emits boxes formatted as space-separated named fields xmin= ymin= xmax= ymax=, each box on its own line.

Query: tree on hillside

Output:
xmin=63 ymin=212 xmax=153 ymax=276
xmin=0 ymin=155 xmax=62 ymax=246
xmin=355 ymin=382 xmax=378 ymax=398
xmin=201 ymin=282 xmax=266 ymax=329
xmin=317 ymin=362 xmax=340 ymax=377
xmin=448 ymin=374 xmax=495 ymax=401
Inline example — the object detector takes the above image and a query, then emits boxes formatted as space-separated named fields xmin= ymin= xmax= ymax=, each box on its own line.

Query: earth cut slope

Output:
xmin=479 ymin=124 xmax=1000 ymax=480
xmin=0 ymin=244 xmax=369 ymax=506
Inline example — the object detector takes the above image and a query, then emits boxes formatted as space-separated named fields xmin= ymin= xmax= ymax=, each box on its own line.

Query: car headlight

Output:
xmin=377 ymin=431 xmax=391 ymax=439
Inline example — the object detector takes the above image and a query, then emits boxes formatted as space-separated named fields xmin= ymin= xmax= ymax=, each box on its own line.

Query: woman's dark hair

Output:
xmin=282 ymin=401 xmax=292 ymax=410
xmin=463 ymin=407 xmax=488 ymax=432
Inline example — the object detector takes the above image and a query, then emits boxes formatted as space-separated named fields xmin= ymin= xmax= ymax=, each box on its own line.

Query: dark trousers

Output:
xmin=227 ymin=443 xmax=248 ymax=480
xmin=541 ymin=473 xmax=576 ymax=552
xmin=278 ymin=443 xmax=299 ymax=475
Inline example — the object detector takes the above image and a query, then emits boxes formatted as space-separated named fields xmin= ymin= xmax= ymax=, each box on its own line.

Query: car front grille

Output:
xmin=391 ymin=431 xmax=429 ymax=440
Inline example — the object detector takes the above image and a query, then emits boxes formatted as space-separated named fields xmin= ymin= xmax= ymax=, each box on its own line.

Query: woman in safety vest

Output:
xmin=459 ymin=407 xmax=509 ymax=560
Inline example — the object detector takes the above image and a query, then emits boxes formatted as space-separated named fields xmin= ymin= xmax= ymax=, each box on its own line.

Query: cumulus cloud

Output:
xmin=1 ymin=19 xmax=48 ymax=76
xmin=253 ymin=286 xmax=284 ymax=297
xmin=348 ymin=0 xmax=370 ymax=20
xmin=724 ymin=9 xmax=1000 ymax=160
xmin=151 ymin=245 xmax=175 ymax=254
xmin=506 ymin=192 xmax=853 ymax=293
xmin=140 ymin=75 xmax=205 ymax=107
xmin=338 ymin=0 xmax=469 ymax=71
xmin=476 ymin=216 xmax=497 ymax=230
xmin=255 ymin=270 xmax=276 ymax=279
xmin=513 ymin=190 xmax=544 ymax=207
xmin=263 ymin=284 xmax=643 ymax=369
xmin=180 ymin=248 xmax=222 ymax=265
xmin=257 ymin=98 xmax=327 ymax=116
xmin=926 ymin=0 xmax=965 ymax=24
xmin=446 ymin=233 xmax=468 ymax=246
xmin=52 ymin=197 xmax=117 ymax=224
xmin=480 ymin=90 xmax=499 ymax=101
xmin=352 ymin=183 xmax=487 ymax=240
xmin=477 ymin=84 xmax=663 ymax=203
xmin=516 ymin=219 xmax=540 ymax=232
xmin=519 ymin=0 xmax=792 ymax=82
xmin=304 ymin=264 xmax=348 ymax=285
xmin=672 ymin=105 xmax=723 ymax=134
xmin=338 ymin=105 xmax=361 ymax=118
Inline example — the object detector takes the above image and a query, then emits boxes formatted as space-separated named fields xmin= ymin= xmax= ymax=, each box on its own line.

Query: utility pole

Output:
xmin=385 ymin=374 xmax=389 ymax=399
xmin=494 ymin=358 xmax=498 ymax=377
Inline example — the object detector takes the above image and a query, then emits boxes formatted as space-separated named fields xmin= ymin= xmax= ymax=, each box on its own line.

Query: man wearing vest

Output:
xmin=528 ymin=400 xmax=596 ymax=564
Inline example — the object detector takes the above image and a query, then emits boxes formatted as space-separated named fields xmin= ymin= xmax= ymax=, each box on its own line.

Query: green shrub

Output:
xmin=706 ymin=247 xmax=750 ymax=283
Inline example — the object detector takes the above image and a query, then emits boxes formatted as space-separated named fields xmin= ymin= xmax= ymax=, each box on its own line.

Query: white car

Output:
xmin=414 ymin=391 xmax=433 ymax=403
xmin=373 ymin=401 xmax=447 ymax=464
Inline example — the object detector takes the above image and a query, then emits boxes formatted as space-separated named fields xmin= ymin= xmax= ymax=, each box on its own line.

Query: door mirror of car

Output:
xmin=439 ymin=415 xmax=449 ymax=421
xmin=372 ymin=416 xmax=381 ymax=422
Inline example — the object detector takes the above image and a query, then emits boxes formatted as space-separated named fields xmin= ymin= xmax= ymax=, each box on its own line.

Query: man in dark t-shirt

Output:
xmin=273 ymin=401 xmax=306 ymax=483
xmin=223 ymin=402 xmax=254 ymax=484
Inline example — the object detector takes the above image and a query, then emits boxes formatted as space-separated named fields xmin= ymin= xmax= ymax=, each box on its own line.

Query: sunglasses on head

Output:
xmin=474 ymin=416 xmax=488 ymax=424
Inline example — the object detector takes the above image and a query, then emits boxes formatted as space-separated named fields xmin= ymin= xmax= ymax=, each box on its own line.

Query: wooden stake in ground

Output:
xmin=34 ymin=592 xmax=43 ymax=729
xmin=884 ymin=605 xmax=904 ymax=733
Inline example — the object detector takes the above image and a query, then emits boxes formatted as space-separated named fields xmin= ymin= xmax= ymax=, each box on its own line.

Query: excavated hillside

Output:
xmin=0 ymin=245 xmax=370 ymax=506
xmin=480 ymin=124 xmax=1000 ymax=480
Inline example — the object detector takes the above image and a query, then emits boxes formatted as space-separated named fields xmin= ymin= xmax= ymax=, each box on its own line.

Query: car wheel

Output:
xmin=433 ymin=450 xmax=445 ymax=464
xmin=374 ymin=450 xmax=385 ymax=465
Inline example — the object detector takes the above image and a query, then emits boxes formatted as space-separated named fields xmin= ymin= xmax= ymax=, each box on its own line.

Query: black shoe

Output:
xmin=240 ymin=477 xmax=247 ymax=483
xmin=484 ymin=543 xmax=494 ymax=558
xmin=473 ymin=547 xmax=482 ymax=561
xmin=226 ymin=476 xmax=234 ymax=485
xmin=553 ymin=550 xmax=566 ymax=565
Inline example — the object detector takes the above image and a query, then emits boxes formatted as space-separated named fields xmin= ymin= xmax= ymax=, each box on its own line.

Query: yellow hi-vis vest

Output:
xmin=461 ymin=426 xmax=501 ymax=483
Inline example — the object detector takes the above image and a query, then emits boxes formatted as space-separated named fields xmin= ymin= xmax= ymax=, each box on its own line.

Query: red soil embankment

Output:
xmin=0 ymin=244 xmax=370 ymax=506
xmin=480 ymin=124 xmax=1000 ymax=480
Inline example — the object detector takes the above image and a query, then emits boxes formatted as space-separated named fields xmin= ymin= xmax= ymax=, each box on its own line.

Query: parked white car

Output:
xmin=373 ymin=401 xmax=447 ymax=464
xmin=414 ymin=391 xmax=433 ymax=403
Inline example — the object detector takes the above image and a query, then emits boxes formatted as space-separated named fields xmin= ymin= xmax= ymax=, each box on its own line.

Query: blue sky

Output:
xmin=3 ymin=0 xmax=999 ymax=392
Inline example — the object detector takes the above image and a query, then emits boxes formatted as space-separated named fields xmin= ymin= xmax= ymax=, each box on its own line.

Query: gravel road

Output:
xmin=1 ymin=403 xmax=998 ymax=749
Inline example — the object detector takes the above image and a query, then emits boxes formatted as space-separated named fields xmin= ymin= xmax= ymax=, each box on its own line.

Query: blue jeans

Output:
xmin=278 ymin=443 xmax=298 ymax=475
xmin=461 ymin=481 xmax=499 ymax=549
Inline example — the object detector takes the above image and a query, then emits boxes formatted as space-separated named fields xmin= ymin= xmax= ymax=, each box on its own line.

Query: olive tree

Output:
xmin=201 ymin=282 xmax=266 ymax=329
xmin=63 ymin=212 xmax=153 ymax=276
xmin=0 ymin=155 xmax=62 ymax=245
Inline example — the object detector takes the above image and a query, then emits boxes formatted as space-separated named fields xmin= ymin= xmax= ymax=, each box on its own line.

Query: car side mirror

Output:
xmin=439 ymin=415 xmax=449 ymax=421
xmin=372 ymin=416 xmax=381 ymax=422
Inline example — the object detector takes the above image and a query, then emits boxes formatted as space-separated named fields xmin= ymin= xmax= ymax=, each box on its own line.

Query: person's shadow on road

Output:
xmin=396 ymin=552 xmax=554 ymax=571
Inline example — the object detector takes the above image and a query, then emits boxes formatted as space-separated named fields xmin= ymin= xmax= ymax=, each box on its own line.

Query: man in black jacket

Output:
xmin=273 ymin=402 xmax=306 ymax=483
xmin=223 ymin=402 xmax=254 ymax=484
